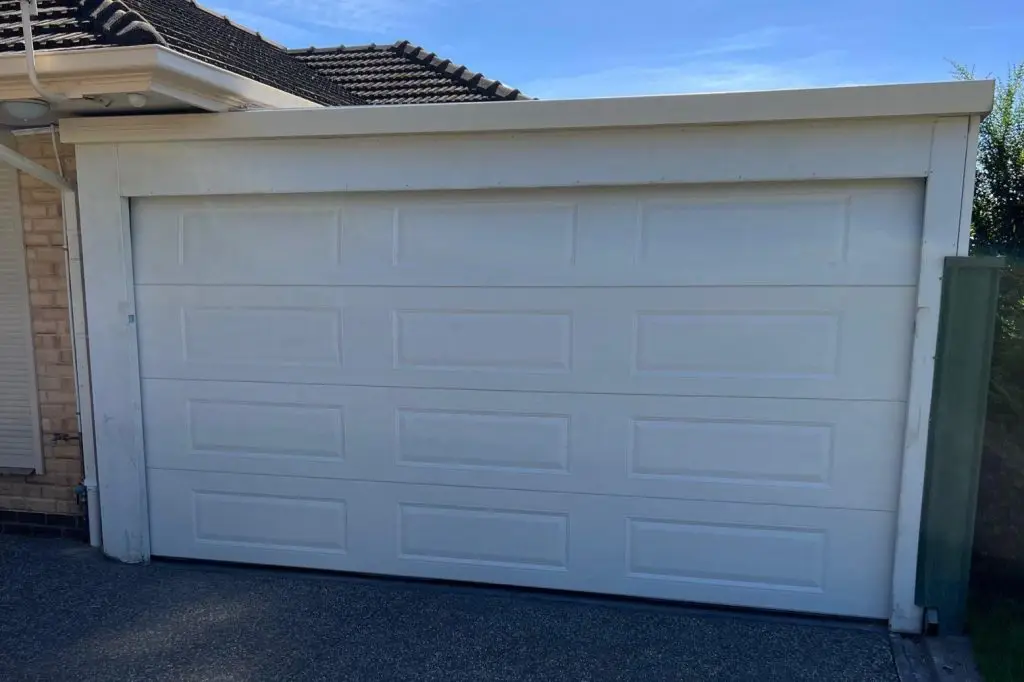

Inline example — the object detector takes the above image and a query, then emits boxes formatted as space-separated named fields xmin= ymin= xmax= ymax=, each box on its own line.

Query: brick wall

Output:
xmin=0 ymin=133 xmax=82 ymax=517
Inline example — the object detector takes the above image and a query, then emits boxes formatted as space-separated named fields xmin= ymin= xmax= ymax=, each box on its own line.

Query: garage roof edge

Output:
xmin=60 ymin=80 xmax=996 ymax=144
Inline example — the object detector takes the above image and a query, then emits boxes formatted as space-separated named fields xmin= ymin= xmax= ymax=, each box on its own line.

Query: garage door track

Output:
xmin=0 ymin=536 xmax=900 ymax=682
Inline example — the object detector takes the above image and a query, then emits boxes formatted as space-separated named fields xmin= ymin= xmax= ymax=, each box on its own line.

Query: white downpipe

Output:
xmin=17 ymin=1 xmax=96 ymax=546
xmin=60 ymin=188 xmax=100 ymax=548
xmin=20 ymin=0 xmax=68 ymax=104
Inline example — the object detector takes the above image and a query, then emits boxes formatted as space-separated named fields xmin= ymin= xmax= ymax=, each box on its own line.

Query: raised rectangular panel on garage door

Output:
xmin=130 ymin=180 xmax=923 ymax=288
xmin=142 ymin=379 xmax=904 ymax=510
xmin=135 ymin=285 xmax=914 ymax=401
xmin=147 ymin=468 xmax=895 ymax=618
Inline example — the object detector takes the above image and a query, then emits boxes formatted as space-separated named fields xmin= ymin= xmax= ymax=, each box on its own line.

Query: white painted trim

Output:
xmin=888 ymin=117 xmax=977 ymax=633
xmin=0 ymin=45 xmax=318 ymax=112
xmin=0 ymin=142 xmax=71 ymax=190
xmin=107 ymin=118 xmax=939 ymax=198
xmin=61 ymin=80 xmax=994 ymax=144
xmin=957 ymin=115 xmax=982 ymax=256
xmin=76 ymin=145 xmax=148 ymax=562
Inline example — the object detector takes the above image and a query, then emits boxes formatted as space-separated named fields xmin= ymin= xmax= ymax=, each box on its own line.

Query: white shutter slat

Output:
xmin=0 ymin=161 xmax=43 ymax=471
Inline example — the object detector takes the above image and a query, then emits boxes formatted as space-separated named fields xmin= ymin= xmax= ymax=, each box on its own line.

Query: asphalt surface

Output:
xmin=0 ymin=535 xmax=900 ymax=682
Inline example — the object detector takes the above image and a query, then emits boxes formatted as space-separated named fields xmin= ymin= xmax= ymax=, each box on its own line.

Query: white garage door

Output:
xmin=134 ymin=180 xmax=922 ymax=618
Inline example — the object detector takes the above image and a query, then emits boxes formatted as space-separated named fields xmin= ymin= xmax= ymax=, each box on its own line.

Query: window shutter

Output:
xmin=0 ymin=161 xmax=42 ymax=472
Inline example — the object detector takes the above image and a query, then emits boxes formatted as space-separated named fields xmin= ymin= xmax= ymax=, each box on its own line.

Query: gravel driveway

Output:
xmin=0 ymin=535 xmax=900 ymax=681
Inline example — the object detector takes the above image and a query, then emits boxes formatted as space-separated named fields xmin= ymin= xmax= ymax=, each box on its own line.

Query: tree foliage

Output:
xmin=956 ymin=64 xmax=1024 ymax=417
xmin=957 ymin=63 xmax=1024 ymax=256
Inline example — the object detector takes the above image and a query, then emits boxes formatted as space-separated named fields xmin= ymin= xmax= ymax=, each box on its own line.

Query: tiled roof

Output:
xmin=291 ymin=41 xmax=529 ymax=105
xmin=0 ymin=0 xmax=364 ymax=106
xmin=0 ymin=2 xmax=525 ymax=107
xmin=0 ymin=0 xmax=107 ymax=51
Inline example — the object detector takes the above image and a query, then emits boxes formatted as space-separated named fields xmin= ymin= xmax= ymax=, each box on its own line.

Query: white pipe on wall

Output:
xmin=19 ymin=0 xmax=68 ymax=105
xmin=60 ymin=190 xmax=99 ymax=548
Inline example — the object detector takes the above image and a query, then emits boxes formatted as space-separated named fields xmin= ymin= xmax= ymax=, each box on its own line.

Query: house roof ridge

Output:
xmin=390 ymin=39 xmax=529 ymax=101
xmin=74 ymin=0 xmax=166 ymax=47
xmin=288 ymin=43 xmax=393 ymax=55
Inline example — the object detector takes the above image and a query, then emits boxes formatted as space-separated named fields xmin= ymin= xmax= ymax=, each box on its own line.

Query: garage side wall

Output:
xmin=0 ymin=134 xmax=84 ymax=531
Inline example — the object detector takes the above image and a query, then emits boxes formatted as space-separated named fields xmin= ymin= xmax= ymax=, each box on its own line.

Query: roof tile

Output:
xmin=292 ymin=41 xmax=530 ymax=105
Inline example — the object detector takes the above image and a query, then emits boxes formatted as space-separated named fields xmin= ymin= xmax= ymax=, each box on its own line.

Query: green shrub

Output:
xmin=956 ymin=64 xmax=1024 ymax=418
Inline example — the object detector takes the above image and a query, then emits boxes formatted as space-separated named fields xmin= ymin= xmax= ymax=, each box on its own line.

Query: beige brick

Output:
xmin=41 ymin=485 xmax=75 ymax=501
xmin=26 ymin=216 xmax=61 ymax=231
xmin=0 ymin=497 xmax=33 ymax=513
xmin=16 ymin=140 xmax=48 ymax=156
xmin=38 ymin=307 xmax=69 ymax=321
xmin=0 ymin=481 xmax=36 ymax=497
xmin=33 ymin=247 xmax=65 ymax=263
xmin=26 ymin=261 xmax=56 ymax=277
xmin=30 ymin=189 xmax=61 ymax=203
xmin=36 ymin=376 xmax=62 ymax=391
xmin=39 ymin=404 xmax=67 ymax=419
xmin=36 ymin=277 xmax=65 ymax=292
xmin=41 ymin=363 xmax=74 ymax=378
xmin=40 ymin=391 xmax=74 ymax=405
xmin=28 ymin=292 xmax=57 ymax=308
xmin=31 ymin=319 xmax=58 ymax=334
xmin=46 ymin=459 xmax=82 ymax=475
xmin=33 ymin=349 xmax=60 ymax=365
xmin=23 ymin=232 xmax=49 ymax=246
xmin=52 ymin=500 xmax=81 ymax=515
xmin=15 ymin=497 xmax=61 ymax=513
xmin=28 ymin=472 xmax=78 ymax=488
xmin=21 ymin=202 xmax=49 ymax=218
xmin=18 ymin=174 xmax=47 ymax=189
xmin=50 ymin=444 xmax=81 ymax=460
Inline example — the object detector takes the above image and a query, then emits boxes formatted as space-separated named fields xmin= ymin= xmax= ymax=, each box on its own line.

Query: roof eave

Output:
xmin=0 ymin=44 xmax=321 ymax=112
xmin=61 ymin=80 xmax=996 ymax=145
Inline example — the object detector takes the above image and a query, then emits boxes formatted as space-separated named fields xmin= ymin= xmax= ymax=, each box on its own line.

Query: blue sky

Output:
xmin=208 ymin=0 xmax=1022 ymax=99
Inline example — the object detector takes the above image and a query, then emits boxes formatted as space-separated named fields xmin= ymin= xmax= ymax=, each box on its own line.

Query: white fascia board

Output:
xmin=0 ymin=45 xmax=317 ymax=113
xmin=61 ymin=80 xmax=994 ymax=145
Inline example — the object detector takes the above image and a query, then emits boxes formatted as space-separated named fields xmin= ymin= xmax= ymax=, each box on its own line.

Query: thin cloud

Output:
xmin=689 ymin=26 xmax=796 ymax=57
xmin=521 ymin=52 xmax=857 ymax=100
xmin=206 ymin=6 xmax=319 ymax=46
xmin=210 ymin=0 xmax=447 ymax=35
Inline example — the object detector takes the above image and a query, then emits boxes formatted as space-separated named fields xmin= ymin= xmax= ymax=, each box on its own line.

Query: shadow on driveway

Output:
xmin=0 ymin=536 xmax=899 ymax=681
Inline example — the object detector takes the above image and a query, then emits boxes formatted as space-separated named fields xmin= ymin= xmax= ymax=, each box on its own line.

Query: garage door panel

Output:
xmin=135 ymin=285 xmax=914 ymax=401
xmin=132 ymin=180 xmax=922 ymax=288
xmin=142 ymin=380 xmax=903 ymax=511
xmin=134 ymin=176 xmax=919 ymax=618
xmin=148 ymin=468 xmax=893 ymax=618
